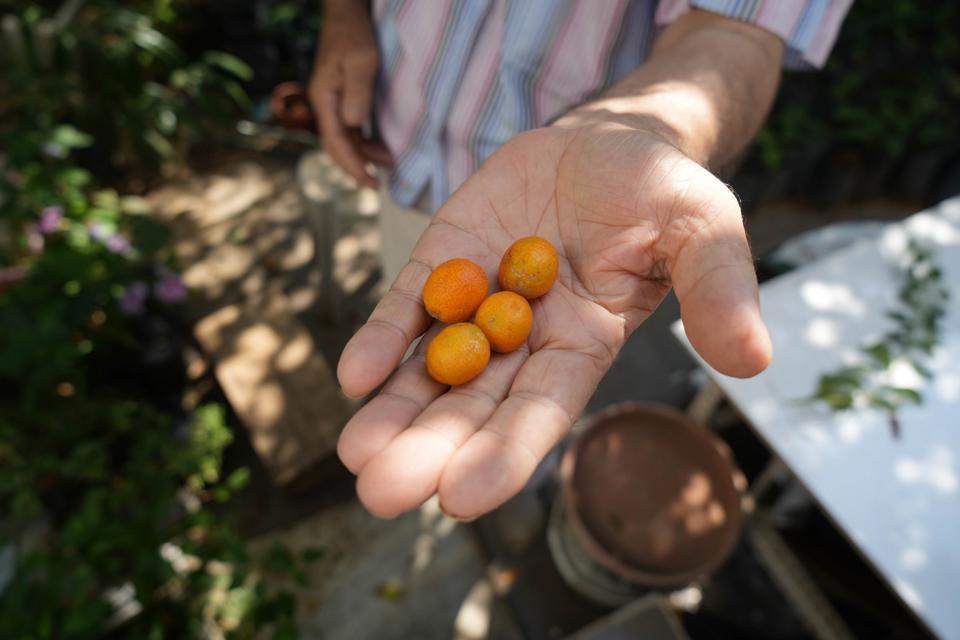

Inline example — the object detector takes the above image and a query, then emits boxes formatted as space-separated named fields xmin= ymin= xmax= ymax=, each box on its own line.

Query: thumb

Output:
xmin=667 ymin=172 xmax=772 ymax=378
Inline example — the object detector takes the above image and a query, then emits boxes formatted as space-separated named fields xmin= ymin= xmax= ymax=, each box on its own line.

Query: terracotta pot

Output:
xmin=548 ymin=403 xmax=744 ymax=605
xmin=270 ymin=81 xmax=316 ymax=131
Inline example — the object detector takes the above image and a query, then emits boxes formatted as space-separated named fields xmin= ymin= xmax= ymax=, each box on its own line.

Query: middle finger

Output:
xmin=356 ymin=345 xmax=529 ymax=518
xmin=337 ymin=324 xmax=446 ymax=474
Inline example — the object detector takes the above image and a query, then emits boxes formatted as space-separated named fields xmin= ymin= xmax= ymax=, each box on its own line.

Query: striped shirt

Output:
xmin=373 ymin=0 xmax=853 ymax=212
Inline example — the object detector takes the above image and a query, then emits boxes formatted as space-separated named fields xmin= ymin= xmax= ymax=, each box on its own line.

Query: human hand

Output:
xmin=308 ymin=2 xmax=391 ymax=187
xmin=336 ymin=122 xmax=772 ymax=519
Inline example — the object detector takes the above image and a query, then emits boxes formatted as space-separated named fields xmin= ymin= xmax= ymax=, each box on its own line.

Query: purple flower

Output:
xmin=37 ymin=206 xmax=64 ymax=234
xmin=41 ymin=142 xmax=67 ymax=159
xmin=119 ymin=281 xmax=149 ymax=315
xmin=105 ymin=234 xmax=132 ymax=256
xmin=87 ymin=223 xmax=133 ymax=256
xmin=87 ymin=222 xmax=111 ymax=242
xmin=25 ymin=224 xmax=44 ymax=253
xmin=154 ymin=272 xmax=187 ymax=305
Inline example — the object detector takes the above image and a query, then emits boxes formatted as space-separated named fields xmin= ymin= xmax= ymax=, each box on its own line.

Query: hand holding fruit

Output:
xmin=423 ymin=238 xmax=556 ymax=385
xmin=337 ymin=123 xmax=772 ymax=520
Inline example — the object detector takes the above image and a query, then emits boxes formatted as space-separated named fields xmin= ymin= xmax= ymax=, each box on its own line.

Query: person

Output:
xmin=309 ymin=0 xmax=852 ymax=521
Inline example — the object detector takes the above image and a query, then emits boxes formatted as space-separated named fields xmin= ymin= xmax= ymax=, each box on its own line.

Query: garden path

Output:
xmin=147 ymin=149 xmax=374 ymax=486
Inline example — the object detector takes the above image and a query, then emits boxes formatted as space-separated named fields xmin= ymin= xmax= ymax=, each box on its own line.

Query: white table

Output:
xmin=673 ymin=196 xmax=960 ymax=640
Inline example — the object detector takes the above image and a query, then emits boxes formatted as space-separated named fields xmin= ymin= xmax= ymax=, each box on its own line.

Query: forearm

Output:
xmin=323 ymin=0 xmax=369 ymax=20
xmin=558 ymin=10 xmax=784 ymax=169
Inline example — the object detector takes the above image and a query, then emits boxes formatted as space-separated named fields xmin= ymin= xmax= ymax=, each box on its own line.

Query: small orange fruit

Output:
xmin=498 ymin=236 xmax=558 ymax=299
xmin=474 ymin=291 xmax=533 ymax=353
xmin=422 ymin=258 xmax=489 ymax=323
xmin=426 ymin=323 xmax=491 ymax=385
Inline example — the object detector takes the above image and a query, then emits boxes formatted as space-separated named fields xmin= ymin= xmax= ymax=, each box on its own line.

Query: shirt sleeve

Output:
xmin=655 ymin=0 xmax=854 ymax=69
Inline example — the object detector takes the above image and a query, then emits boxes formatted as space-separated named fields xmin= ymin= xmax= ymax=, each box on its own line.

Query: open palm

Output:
xmin=336 ymin=123 xmax=772 ymax=519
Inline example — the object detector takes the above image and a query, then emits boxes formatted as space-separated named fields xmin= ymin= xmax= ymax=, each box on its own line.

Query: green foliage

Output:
xmin=0 ymin=399 xmax=308 ymax=639
xmin=0 ymin=131 xmax=174 ymax=397
xmin=0 ymin=143 xmax=307 ymax=635
xmin=808 ymin=241 xmax=949 ymax=437
xmin=750 ymin=2 xmax=960 ymax=170
xmin=0 ymin=0 xmax=252 ymax=178
xmin=0 ymin=3 xmax=309 ymax=638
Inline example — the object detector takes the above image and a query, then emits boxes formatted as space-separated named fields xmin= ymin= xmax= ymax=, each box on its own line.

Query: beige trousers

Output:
xmin=379 ymin=182 xmax=432 ymax=289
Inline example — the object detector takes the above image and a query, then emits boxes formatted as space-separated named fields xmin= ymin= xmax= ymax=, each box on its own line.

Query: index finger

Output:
xmin=316 ymin=88 xmax=377 ymax=188
xmin=437 ymin=345 xmax=605 ymax=519
xmin=337 ymin=259 xmax=432 ymax=397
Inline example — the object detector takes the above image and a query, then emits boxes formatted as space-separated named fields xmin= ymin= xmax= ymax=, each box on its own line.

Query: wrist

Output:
xmin=554 ymin=11 xmax=783 ymax=169
xmin=324 ymin=0 xmax=369 ymax=22
xmin=553 ymin=87 xmax=717 ymax=165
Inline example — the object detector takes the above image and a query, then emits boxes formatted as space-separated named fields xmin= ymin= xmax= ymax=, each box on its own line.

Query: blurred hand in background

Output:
xmin=309 ymin=0 xmax=390 ymax=188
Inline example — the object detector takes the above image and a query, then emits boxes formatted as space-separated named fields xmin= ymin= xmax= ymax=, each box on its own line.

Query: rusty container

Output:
xmin=547 ymin=403 xmax=744 ymax=606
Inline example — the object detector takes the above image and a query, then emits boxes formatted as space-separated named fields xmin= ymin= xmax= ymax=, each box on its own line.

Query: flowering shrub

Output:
xmin=0 ymin=2 xmax=312 ymax=638
xmin=0 ymin=123 xmax=192 ymax=392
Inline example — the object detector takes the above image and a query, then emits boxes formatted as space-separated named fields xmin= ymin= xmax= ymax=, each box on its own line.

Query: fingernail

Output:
xmin=439 ymin=503 xmax=478 ymax=523
xmin=339 ymin=385 xmax=365 ymax=400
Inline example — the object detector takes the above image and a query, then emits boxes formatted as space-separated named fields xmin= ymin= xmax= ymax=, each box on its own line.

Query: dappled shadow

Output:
xmin=249 ymin=495 xmax=490 ymax=640
xmin=894 ymin=447 xmax=958 ymax=494
xmin=570 ymin=409 xmax=742 ymax=583
xmin=148 ymin=148 xmax=381 ymax=488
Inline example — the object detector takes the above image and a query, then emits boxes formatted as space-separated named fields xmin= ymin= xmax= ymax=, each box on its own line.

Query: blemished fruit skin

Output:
xmin=426 ymin=323 xmax=491 ymax=385
xmin=474 ymin=291 xmax=533 ymax=353
xmin=498 ymin=236 xmax=558 ymax=299
xmin=422 ymin=258 xmax=489 ymax=323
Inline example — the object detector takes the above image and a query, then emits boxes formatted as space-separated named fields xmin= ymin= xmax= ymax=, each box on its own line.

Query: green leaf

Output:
xmin=272 ymin=621 xmax=299 ymax=640
xmin=824 ymin=393 xmax=854 ymax=410
xmin=221 ymin=79 xmax=251 ymax=109
xmin=225 ymin=467 xmax=251 ymax=492
xmin=268 ymin=2 xmax=299 ymax=26
xmin=863 ymin=342 xmax=892 ymax=367
xmin=128 ymin=22 xmax=182 ymax=62
xmin=203 ymin=51 xmax=254 ymax=81
xmin=222 ymin=585 xmax=257 ymax=626
xmin=300 ymin=547 xmax=325 ymax=563
xmin=818 ymin=368 xmax=862 ymax=390
xmin=807 ymin=239 xmax=945 ymax=424
xmin=375 ymin=578 xmax=404 ymax=600
xmin=260 ymin=542 xmax=300 ymax=577
xmin=156 ymin=108 xmax=178 ymax=135
xmin=912 ymin=360 xmax=933 ymax=379
xmin=864 ymin=393 xmax=896 ymax=411
xmin=170 ymin=69 xmax=190 ymax=90
xmin=58 ymin=166 xmax=93 ymax=188
xmin=50 ymin=126 xmax=93 ymax=149
xmin=129 ymin=216 xmax=171 ymax=254
xmin=889 ymin=387 xmax=923 ymax=404
xmin=143 ymin=129 xmax=175 ymax=159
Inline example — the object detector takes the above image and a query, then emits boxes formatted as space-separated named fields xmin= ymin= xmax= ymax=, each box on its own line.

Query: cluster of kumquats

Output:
xmin=422 ymin=236 xmax=559 ymax=385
